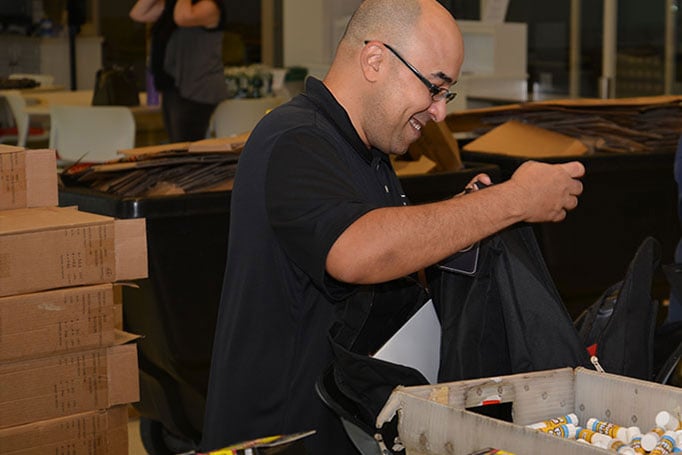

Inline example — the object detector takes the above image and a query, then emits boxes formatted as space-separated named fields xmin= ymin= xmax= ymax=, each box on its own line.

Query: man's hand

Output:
xmin=508 ymin=160 xmax=585 ymax=223
xmin=462 ymin=173 xmax=493 ymax=193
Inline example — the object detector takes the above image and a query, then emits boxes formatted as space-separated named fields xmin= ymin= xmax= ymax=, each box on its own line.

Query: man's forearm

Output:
xmin=326 ymin=180 xmax=525 ymax=284
xmin=326 ymin=160 xmax=584 ymax=284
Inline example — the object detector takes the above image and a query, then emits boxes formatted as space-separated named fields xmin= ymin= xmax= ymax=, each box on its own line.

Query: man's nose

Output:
xmin=428 ymin=98 xmax=448 ymax=123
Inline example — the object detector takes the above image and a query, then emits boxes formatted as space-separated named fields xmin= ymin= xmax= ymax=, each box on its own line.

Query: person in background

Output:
xmin=200 ymin=0 xmax=585 ymax=453
xmin=130 ymin=0 xmax=228 ymax=142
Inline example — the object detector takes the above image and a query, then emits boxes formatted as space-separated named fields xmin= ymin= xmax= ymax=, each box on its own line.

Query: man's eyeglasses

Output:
xmin=365 ymin=41 xmax=457 ymax=104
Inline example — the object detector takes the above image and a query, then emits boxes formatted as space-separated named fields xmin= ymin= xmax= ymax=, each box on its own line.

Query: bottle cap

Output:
xmin=656 ymin=411 xmax=680 ymax=431
xmin=614 ymin=426 xmax=629 ymax=443
xmin=641 ymin=432 xmax=661 ymax=452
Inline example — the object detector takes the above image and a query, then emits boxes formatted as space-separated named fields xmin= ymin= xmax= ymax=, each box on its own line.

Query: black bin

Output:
xmin=460 ymin=150 xmax=680 ymax=316
xmin=59 ymin=186 xmax=232 ymax=453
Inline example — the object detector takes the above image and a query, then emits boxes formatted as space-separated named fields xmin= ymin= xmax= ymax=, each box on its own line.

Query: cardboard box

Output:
xmin=0 ymin=206 xmax=148 ymax=297
xmin=0 ymin=284 xmax=116 ymax=362
xmin=406 ymin=120 xmax=463 ymax=172
xmin=377 ymin=367 xmax=682 ymax=454
xmin=0 ymin=406 xmax=128 ymax=455
xmin=0 ymin=332 xmax=139 ymax=429
xmin=117 ymin=132 xmax=249 ymax=157
xmin=0 ymin=145 xmax=58 ymax=211
xmin=113 ymin=284 xmax=123 ymax=331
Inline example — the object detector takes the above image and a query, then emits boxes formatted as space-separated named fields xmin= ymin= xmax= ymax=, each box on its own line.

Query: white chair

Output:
xmin=9 ymin=73 xmax=55 ymax=88
xmin=0 ymin=90 xmax=50 ymax=147
xmin=49 ymin=105 xmax=135 ymax=163
xmin=209 ymin=96 xmax=284 ymax=138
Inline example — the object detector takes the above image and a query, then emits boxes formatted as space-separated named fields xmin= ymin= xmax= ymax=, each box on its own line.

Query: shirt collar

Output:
xmin=302 ymin=77 xmax=388 ymax=166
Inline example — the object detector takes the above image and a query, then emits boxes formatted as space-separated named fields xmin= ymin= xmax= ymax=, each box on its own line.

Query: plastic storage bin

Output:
xmin=377 ymin=367 xmax=682 ymax=455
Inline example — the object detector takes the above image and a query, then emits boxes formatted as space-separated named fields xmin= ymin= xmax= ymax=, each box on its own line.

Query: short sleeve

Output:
xmin=265 ymin=128 xmax=377 ymax=293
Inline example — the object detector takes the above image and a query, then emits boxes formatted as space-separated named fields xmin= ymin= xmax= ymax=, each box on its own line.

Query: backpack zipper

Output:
xmin=590 ymin=355 xmax=606 ymax=373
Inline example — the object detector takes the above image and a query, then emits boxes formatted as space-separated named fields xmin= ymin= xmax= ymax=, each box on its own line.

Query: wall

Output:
xmin=282 ymin=0 xmax=360 ymax=79
xmin=0 ymin=35 xmax=102 ymax=89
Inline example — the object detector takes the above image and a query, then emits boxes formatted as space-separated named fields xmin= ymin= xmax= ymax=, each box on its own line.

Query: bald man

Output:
xmin=200 ymin=0 xmax=584 ymax=453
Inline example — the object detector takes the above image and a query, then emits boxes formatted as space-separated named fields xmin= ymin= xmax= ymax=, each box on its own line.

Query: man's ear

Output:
xmin=360 ymin=41 xmax=384 ymax=82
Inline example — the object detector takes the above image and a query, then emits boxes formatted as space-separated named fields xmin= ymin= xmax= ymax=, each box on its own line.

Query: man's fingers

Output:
xmin=475 ymin=173 xmax=492 ymax=186
xmin=559 ymin=161 xmax=585 ymax=178
xmin=569 ymin=179 xmax=583 ymax=196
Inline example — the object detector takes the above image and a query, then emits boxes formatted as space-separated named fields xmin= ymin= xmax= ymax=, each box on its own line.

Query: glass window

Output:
xmin=443 ymin=0 xmax=682 ymax=98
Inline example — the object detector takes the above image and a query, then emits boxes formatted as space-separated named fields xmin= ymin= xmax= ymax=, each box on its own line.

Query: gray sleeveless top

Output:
xmin=164 ymin=24 xmax=228 ymax=105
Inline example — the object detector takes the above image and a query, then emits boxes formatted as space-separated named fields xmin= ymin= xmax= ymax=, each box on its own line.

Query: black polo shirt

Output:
xmin=201 ymin=78 xmax=408 ymax=454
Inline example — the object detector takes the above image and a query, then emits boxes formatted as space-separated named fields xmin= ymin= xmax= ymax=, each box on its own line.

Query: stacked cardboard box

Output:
xmin=0 ymin=144 xmax=58 ymax=211
xmin=0 ymin=145 xmax=148 ymax=454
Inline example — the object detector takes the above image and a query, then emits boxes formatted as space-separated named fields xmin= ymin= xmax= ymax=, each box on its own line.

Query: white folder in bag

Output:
xmin=372 ymin=299 xmax=441 ymax=384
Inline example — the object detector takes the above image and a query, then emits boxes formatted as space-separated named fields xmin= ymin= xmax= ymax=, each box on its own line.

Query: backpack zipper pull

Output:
xmin=590 ymin=355 xmax=605 ymax=373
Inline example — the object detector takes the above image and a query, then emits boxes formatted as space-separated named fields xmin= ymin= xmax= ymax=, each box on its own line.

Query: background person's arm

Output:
xmin=174 ymin=0 xmax=221 ymax=28
xmin=129 ymin=0 xmax=165 ymax=23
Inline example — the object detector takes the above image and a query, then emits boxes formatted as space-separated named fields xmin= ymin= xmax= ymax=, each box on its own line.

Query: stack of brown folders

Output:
xmin=446 ymin=95 xmax=682 ymax=154
xmin=60 ymin=135 xmax=248 ymax=197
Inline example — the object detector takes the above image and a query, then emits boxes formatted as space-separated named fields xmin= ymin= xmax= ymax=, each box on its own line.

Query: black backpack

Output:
xmin=573 ymin=236 xmax=661 ymax=380
xmin=434 ymin=224 xmax=592 ymax=382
